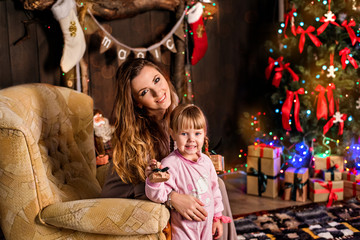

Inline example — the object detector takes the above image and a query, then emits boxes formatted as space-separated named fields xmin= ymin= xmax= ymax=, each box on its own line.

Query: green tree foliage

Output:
xmin=263 ymin=0 xmax=360 ymax=166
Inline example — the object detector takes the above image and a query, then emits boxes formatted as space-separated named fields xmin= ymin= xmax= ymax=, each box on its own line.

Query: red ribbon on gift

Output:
xmin=311 ymin=180 xmax=342 ymax=207
xmin=323 ymin=112 xmax=347 ymax=135
xmin=272 ymin=62 xmax=299 ymax=88
xmin=284 ymin=7 xmax=297 ymax=38
xmin=315 ymin=84 xmax=335 ymax=120
xmin=281 ymin=88 xmax=304 ymax=132
xmin=326 ymin=157 xmax=332 ymax=170
xmin=254 ymin=143 xmax=281 ymax=158
xmin=351 ymin=180 xmax=360 ymax=196
xmin=317 ymin=12 xmax=340 ymax=35
xmin=339 ymin=47 xmax=358 ymax=69
xmin=265 ymin=56 xmax=283 ymax=80
xmin=296 ymin=26 xmax=322 ymax=53
xmin=341 ymin=19 xmax=358 ymax=46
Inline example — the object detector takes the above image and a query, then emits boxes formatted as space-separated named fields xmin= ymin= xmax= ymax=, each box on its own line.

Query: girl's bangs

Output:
xmin=178 ymin=111 xmax=206 ymax=131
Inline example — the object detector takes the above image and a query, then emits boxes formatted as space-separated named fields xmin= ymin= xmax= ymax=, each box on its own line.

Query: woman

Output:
xmin=100 ymin=57 xmax=237 ymax=239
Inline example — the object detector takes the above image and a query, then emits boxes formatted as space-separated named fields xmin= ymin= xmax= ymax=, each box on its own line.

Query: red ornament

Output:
xmin=296 ymin=26 xmax=322 ymax=53
xmin=339 ymin=47 xmax=358 ymax=69
xmin=341 ymin=19 xmax=358 ymax=46
xmin=283 ymin=7 xmax=297 ymax=38
xmin=281 ymin=88 xmax=304 ymax=132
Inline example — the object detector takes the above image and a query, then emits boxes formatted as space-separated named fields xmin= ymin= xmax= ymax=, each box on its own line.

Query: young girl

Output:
xmin=145 ymin=104 xmax=231 ymax=240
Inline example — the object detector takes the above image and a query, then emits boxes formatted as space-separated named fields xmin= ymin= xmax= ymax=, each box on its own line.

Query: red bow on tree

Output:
xmin=317 ymin=11 xmax=340 ymax=35
xmin=296 ymin=26 xmax=322 ymax=53
xmin=272 ymin=61 xmax=299 ymax=88
xmin=284 ymin=7 xmax=297 ymax=38
xmin=349 ymin=167 xmax=358 ymax=175
xmin=265 ymin=56 xmax=283 ymax=80
xmin=315 ymin=84 xmax=335 ymax=120
xmin=281 ymin=88 xmax=304 ymax=132
xmin=339 ymin=47 xmax=358 ymax=69
xmin=341 ymin=19 xmax=357 ymax=46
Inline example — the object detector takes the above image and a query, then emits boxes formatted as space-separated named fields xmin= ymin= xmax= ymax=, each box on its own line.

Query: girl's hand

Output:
xmin=212 ymin=220 xmax=223 ymax=239
xmin=145 ymin=159 xmax=158 ymax=178
xmin=170 ymin=191 xmax=208 ymax=221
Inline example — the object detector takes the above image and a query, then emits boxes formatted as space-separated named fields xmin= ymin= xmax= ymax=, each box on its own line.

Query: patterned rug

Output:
xmin=234 ymin=198 xmax=360 ymax=240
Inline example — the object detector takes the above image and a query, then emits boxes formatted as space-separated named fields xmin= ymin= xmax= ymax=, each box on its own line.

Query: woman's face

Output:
xmin=131 ymin=65 xmax=171 ymax=119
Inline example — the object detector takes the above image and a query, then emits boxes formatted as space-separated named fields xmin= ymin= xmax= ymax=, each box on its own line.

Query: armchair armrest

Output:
xmin=38 ymin=198 xmax=170 ymax=236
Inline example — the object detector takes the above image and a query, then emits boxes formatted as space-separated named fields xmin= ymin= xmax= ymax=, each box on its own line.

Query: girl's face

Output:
xmin=171 ymin=128 xmax=205 ymax=161
xmin=131 ymin=66 xmax=171 ymax=119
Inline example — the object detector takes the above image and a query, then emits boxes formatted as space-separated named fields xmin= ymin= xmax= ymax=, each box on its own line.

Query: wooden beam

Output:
xmin=22 ymin=0 xmax=181 ymax=20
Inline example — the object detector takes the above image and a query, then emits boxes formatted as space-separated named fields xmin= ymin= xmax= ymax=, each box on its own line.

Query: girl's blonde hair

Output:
xmin=169 ymin=104 xmax=210 ymax=157
xmin=112 ymin=58 xmax=178 ymax=184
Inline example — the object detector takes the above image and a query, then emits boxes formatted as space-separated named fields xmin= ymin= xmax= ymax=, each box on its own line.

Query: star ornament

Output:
xmin=333 ymin=112 xmax=344 ymax=123
xmin=327 ymin=65 xmax=336 ymax=78
xmin=324 ymin=11 xmax=335 ymax=22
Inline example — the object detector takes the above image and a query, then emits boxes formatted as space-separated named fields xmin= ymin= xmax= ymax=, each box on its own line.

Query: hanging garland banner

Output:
xmin=87 ymin=8 xmax=187 ymax=64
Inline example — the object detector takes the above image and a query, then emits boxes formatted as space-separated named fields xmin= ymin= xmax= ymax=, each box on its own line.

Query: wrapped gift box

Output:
xmin=210 ymin=155 xmax=225 ymax=172
xmin=344 ymin=180 xmax=360 ymax=198
xmin=309 ymin=179 xmax=343 ymax=206
xmin=247 ymin=173 xmax=279 ymax=198
xmin=313 ymin=155 xmax=344 ymax=172
xmin=283 ymin=167 xmax=309 ymax=202
xmin=313 ymin=155 xmax=344 ymax=178
xmin=321 ymin=170 xmax=342 ymax=181
xmin=342 ymin=170 xmax=360 ymax=182
xmin=247 ymin=145 xmax=281 ymax=198
xmin=247 ymin=144 xmax=282 ymax=159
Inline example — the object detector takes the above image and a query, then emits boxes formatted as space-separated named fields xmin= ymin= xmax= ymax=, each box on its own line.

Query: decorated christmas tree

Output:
xmin=254 ymin=0 xmax=360 ymax=171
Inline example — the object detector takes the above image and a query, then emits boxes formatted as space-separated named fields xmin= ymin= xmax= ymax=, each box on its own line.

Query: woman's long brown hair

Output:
xmin=112 ymin=58 xmax=178 ymax=184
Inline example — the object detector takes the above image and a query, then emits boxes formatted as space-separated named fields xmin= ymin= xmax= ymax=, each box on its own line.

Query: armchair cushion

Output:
xmin=39 ymin=198 xmax=170 ymax=235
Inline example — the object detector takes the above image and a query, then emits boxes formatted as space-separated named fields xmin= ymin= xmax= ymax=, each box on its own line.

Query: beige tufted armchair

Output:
xmin=0 ymin=83 xmax=170 ymax=240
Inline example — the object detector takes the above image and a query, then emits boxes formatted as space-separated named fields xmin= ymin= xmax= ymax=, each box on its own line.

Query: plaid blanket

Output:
xmin=234 ymin=198 xmax=360 ymax=240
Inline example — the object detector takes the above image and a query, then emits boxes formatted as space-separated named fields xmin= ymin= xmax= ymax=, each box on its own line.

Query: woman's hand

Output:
xmin=212 ymin=220 xmax=223 ymax=239
xmin=145 ymin=159 xmax=158 ymax=178
xmin=170 ymin=191 xmax=208 ymax=221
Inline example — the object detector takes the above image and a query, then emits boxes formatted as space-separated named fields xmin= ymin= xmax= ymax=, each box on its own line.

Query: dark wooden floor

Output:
xmin=221 ymin=172 xmax=312 ymax=218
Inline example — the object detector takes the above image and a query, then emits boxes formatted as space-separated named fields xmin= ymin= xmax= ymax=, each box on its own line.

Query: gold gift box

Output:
xmin=309 ymin=178 xmax=343 ymax=203
xmin=283 ymin=167 xmax=308 ymax=202
xmin=246 ymin=155 xmax=281 ymax=198
xmin=344 ymin=180 xmax=360 ymax=198
xmin=342 ymin=171 xmax=360 ymax=182
xmin=321 ymin=170 xmax=342 ymax=181
xmin=210 ymin=155 xmax=225 ymax=172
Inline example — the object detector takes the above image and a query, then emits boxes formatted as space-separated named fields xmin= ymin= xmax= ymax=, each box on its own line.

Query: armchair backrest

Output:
xmin=0 ymin=84 xmax=101 ymax=211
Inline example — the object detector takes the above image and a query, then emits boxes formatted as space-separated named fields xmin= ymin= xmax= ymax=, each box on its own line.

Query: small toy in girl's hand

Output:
xmin=149 ymin=161 xmax=170 ymax=183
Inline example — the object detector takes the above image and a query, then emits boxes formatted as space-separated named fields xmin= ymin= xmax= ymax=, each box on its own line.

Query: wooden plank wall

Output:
xmin=191 ymin=0 xmax=278 ymax=168
xmin=0 ymin=0 xmax=62 ymax=88
xmin=0 ymin=0 xmax=278 ymax=170
xmin=86 ymin=10 xmax=173 ymax=121
xmin=0 ymin=0 xmax=173 ymax=123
